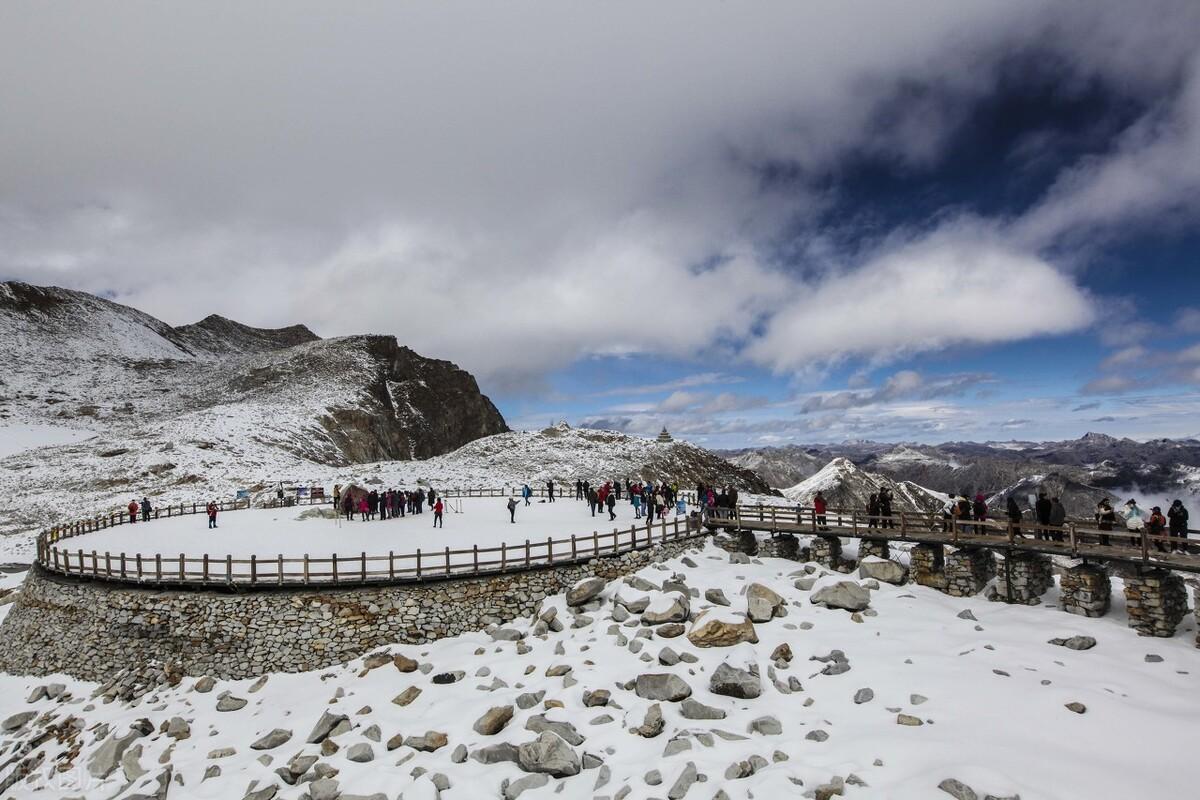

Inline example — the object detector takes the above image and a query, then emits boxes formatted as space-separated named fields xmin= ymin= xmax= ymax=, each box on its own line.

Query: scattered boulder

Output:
xmin=710 ymin=663 xmax=761 ymax=699
xmin=216 ymin=693 xmax=247 ymax=712
xmin=687 ymin=610 xmax=758 ymax=648
xmin=250 ymin=729 xmax=293 ymax=750
xmin=473 ymin=705 xmax=515 ymax=736
xmin=643 ymin=593 xmax=690 ymax=625
xmin=632 ymin=704 xmax=665 ymax=738
xmin=404 ymin=731 xmax=448 ymax=752
xmin=525 ymin=715 xmax=584 ymax=746
xmin=748 ymin=716 xmax=782 ymax=736
xmin=1 ymin=712 xmax=36 ymax=732
xmin=1065 ymin=702 xmax=1087 ymax=714
xmin=517 ymin=731 xmax=581 ymax=777
xmin=635 ymin=674 xmax=693 ymax=702
xmin=393 ymin=654 xmax=419 ymax=672
xmin=471 ymin=743 xmax=521 ymax=765
xmin=937 ymin=778 xmax=979 ymax=800
xmin=568 ymin=577 xmax=607 ymax=606
xmin=854 ymin=688 xmax=874 ymax=704
xmin=346 ymin=742 xmax=375 ymax=763
xmin=1048 ymin=636 xmax=1096 ymax=651
xmin=667 ymin=761 xmax=699 ymax=800
xmin=705 ymin=589 xmax=731 ymax=606
xmin=858 ymin=557 xmax=908 ymax=585
xmin=746 ymin=583 xmax=785 ymax=622
xmin=811 ymin=581 xmax=871 ymax=611
xmin=504 ymin=773 xmax=550 ymax=800
xmin=680 ymin=698 xmax=726 ymax=720
xmin=306 ymin=712 xmax=349 ymax=744
xmin=392 ymin=687 xmax=422 ymax=707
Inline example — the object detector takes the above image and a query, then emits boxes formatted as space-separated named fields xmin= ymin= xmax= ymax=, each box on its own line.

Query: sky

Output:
xmin=2 ymin=1 xmax=1200 ymax=449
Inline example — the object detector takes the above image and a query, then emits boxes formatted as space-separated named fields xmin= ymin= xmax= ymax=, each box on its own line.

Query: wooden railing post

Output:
xmin=250 ymin=554 xmax=257 ymax=584
xmin=332 ymin=554 xmax=339 ymax=583
xmin=546 ymin=537 xmax=552 ymax=564
xmin=389 ymin=551 xmax=395 ymax=580
xmin=444 ymin=546 xmax=451 ymax=575
xmin=1068 ymin=524 xmax=1077 ymax=558
xmin=524 ymin=540 xmax=531 ymax=568
xmin=361 ymin=551 xmax=367 ymax=582
xmin=278 ymin=554 xmax=284 ymax=585
xmin=571 ymin=535 xmax=577 ymax=560
xmin=136 ymin=554 xmax=143 ymax=580
xmin=225 ymin=555 xmax=232 ymax=584
xmin=473 ymin=545 xmax=478 ymax=573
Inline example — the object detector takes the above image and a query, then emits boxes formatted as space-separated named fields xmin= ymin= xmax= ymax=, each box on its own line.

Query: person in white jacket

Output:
xmin=1121 ymin=499 xmax=1144 ymax=548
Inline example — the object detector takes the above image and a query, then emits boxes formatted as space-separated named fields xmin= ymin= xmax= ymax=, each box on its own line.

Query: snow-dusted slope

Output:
xmin=0 ymin=541 xmax=1195 ymax=799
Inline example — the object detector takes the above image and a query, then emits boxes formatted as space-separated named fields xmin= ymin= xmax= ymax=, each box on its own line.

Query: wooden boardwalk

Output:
xmin=712 ymin=504 xmax=1200 ymax=574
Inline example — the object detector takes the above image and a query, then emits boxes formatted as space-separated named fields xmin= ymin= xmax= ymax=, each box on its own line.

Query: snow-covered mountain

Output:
xmin=781 ymin=458 xmax=946 ymax=515
xmin=0 ymin=284 xmax=770 ymax=550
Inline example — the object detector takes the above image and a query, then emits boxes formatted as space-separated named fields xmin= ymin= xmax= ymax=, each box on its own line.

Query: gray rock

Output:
xmin=473 ymin=705 xmax=515 ymax=735
xmin=710 ymin=663 xmax=761 ymax=699
xmin=854 ymin=688 xmax=875 ymax=704
xmin=705 ymin=589 xmax=731 ymax=606
xmin=568 ymin=577 xmax=607 ymax=606
xmin=471 ymin=742 xmax=521 ymax=764
xmin=748 ymin=716 xmax=782 ymax=735
xmin=583 ymin=689 xmax=610 ymax=707
xmin=680 ymin=698 xmax=726 ymax=720
xmin=632 ymin=703 xmax=665 ymax=738
xmin=1 ymin=711 xmax=36 ymax=732
xmin=811 ymin=581 xmax=871 ymax=611
xmin=346 ymin=742 xmax=375 ymax=762
xmin=667 ymin=761 xmax=699 ymax=799
xmin=309 ymin=778 xmax=340 ymax=800
xmin=937 ymin=778 xmax=979 ymax=800
xmin=746 ymin=583 xmax=784 ymax=622
xmin=504 ymin=773 xmax=550 ymax=799
xmin=635 ymin=673 xmax=693 ymax=702
xmin=165 ymin=717 xmax=191 ymax=740
xmin=216 ymin=693 xmax=248 ymax=712
xmin=1065 ymin=702 xmax=1087 ymax=714
xmin=404 ymin=731 xmax=448 ymax=752
xmin=957 ymin=609 xmax=977 ymax=621
xmin=250 ymin=729 xmax=292 ymax=750
xmin=516 ymin=690 xmax=545 ymax=709
xmin=193 ymin=676 xmax=216 ymax=693
xmin=1048 ymin=636 xmax=1096 ymax=651
xmin=658 ymin=648 xmax=680 ymax=666
xmin=517 ymin=731 xmax=581 ymax=777
xmin=806 ymin=729 xmax=829 ymax=742
xmin=87 ymin=731 xmax=140 ymax=779
xmin=858 ymin=558 xmax=908 ymax=585
xmin=306 ymin=712 xmax=349 ymax=744
xmin=1145 ymin=654 xmax=1164 ymax=663
xmin=525 ymin=714 xmax=584 ymax=746
xmin=643 ymin=593 xmax=690 ymax=625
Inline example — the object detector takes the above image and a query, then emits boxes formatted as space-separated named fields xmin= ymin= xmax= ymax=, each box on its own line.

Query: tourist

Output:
xmin=614 ymin=480 xmax=622 ymax=501
xmin=507 ymin=496 xmax=518 ymax=523
xmin=867 ymin=493 xmax=880 ymax=528
xmin=879 ymin=488 xmax=894 ymax=530
xmin=342 ymin=493 xmax=354 ymax=521
xmin=1121 ymin=499 xmax=1144 ymax=547
xmin=1095 ymin=499 xmax=1116 ymax=546
xmin=1147 ymin=506 xmax=1169 ymax=553
xmin=675 ymin=495 xmax=686 ymax=516
xmin=813 ymin=491 xmax=827 ymax=531
xmin=358 ymin=496 xmax=369 ymax=521
xmin=606 ymin=490 xmax=617 ymax=521
xmin=972 ymin=493 xmax=987 ymax=535
xmin=522 ymin=484 xmax=532 ymax=506
xmin=1034 ymin=492 xmax=1052 ymax=540
xmin=433 ymin=497 xmax=444 ymax=528
xmin=1168 ymin=500 xmax=1189 ymax=553
xmin=1006 ymin=496 xmax=1023 ymax=537
xmin=575 ymin=479 xmax=583 ymax=500
xmin=206 ymin=500 xmax=218 ymax=529
xmin=333 ymin=483 xmax=341 ymax=508
xmin=632 ymin=490 xmax=642 ymax=519
xmin=379 ymin=490 xmax=388 ymax=521
xmin=140 ymin=497 xmax=152 ymax=523
xmin=547 ymin=480 xmax=555 ymax=502
xmin=276 ymin=483 xmax=285 ymax=506
xmin=1049 ymin=497 xmax=1067 ymax=542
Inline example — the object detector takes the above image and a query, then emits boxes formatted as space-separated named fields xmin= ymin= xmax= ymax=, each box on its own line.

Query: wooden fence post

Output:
xmin=251 ymin=554 xmax=257 ymax=584
xmin=136 ymin=554 xmax=143 ymax=580
xmin=417 ymin=549 xmax=422 ymax=578
xmin=278 ymin=554 xmax=284 ymax=585
xmin=361 ymin=551 xmax=367 ymax=582
xmin=546 ymin=537 xmax=552 ymax=565
xmin=332 ymin=554 xmax=339 ymax=583
xmin=225 ymin=555 xmax=232 ymax=583
xmin=389 ymin=551 xmax=395 ymax=580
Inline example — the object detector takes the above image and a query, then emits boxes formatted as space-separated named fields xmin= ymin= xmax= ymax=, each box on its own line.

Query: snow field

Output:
xmin=0 ymin=541 xmax=1196 ymax=799
xmin=49 ymin=495 xmax=691 ymax=563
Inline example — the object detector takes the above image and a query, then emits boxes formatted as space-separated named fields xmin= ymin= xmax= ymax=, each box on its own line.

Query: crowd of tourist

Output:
xmin=333 ymin=485 xmax=445 ymax=528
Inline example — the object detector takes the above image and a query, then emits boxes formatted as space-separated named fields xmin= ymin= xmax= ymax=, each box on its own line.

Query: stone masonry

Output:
xmin=992 ymin=551 xmax=1054 ymax=605
xmin=910 ymin=543 xmax=948 ymax=591
xmin=810 ymin=535 xmax=843 ymax=570
xmin=859 ymin=539 xmax=889 ymax=560
xmin=712 ymin=530 xmax=758 ymax=557
xmin=1123 ymin=568 xmax=1188 ymax=637
xmin=943 ymin=547 xmax=995 ymax=597
xmin=1059 ymin=564 xmax=1111 ymax=617
xmin=757 ymin=534 xmax=799 ymax=561
xmin=0 ymin=535 xmax=704 ymax=681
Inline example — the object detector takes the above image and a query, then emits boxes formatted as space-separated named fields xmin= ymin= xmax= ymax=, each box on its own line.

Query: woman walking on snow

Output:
xmin=206 ymin=501 xmax=218 ymax=529
xmin=508 ymin=497 xmax=518 ymax=523
xmin=127 ymin=499 xmax=138 ymax=524
xmin=433 ymin=497 xmax=444 ymax=528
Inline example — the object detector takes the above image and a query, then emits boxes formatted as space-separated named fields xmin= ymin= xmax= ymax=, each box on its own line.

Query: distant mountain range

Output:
xmin=721 ymin=433 xmax=1200 ymax=517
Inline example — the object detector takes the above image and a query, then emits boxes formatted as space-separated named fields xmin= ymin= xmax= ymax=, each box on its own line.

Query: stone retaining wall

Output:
xmin=0 ymin=536 xmax=704 ymax=681
xmin=1124 ymin=568 xmax=1188 ymax=637
xmin=993 ymin=552 xmax=1054 ymax=605
xmin=1060 ymin=564 xmax=1111 ymax=617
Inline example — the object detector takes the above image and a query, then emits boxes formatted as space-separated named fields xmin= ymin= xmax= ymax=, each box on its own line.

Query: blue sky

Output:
xmin=2 ymin=2 xmax=1199 ymax=448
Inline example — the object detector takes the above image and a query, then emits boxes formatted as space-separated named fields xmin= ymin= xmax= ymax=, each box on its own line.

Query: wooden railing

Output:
xmin=34 ymin=494 xmax=705 ymax=588
xmin=714 ymin=504 xmax=1199 ymax=572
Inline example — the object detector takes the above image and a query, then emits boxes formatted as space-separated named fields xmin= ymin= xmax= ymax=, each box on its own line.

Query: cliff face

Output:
xmin=317 ymin=337 xmax=508 ymax=463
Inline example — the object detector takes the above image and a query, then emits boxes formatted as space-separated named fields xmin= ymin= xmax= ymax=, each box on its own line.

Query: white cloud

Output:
xmin=745 ymin=228 xmax=1096 ymax=373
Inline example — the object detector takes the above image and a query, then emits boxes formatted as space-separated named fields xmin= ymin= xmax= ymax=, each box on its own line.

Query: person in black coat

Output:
xmin=1034 ymin=493 xmax=1052 ymax=540
xmin=1006 ymin=497 xmax=1023 ymax=537
xmin=1168 ymin=500 xmax=1189 ymax=553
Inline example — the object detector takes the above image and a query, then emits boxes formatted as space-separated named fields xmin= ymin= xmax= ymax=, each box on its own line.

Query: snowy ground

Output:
xmin=0 ymin=423 xmax=97 ymax=460
xmin=0 ymin=541 xmax=1196 ymax=800
xmin=48 ymin=496 xmax=691 ymax=563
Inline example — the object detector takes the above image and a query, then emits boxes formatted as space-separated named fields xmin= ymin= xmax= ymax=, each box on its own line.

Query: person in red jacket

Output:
xmin=433 ymin=498 xmax=444 ymax=528
xmin=813 ymin=491 xmax=828 ymax=531
xmin=127 ymin=499 xmax=138 ymax=524
xmin=206 ymin=501 xmax=218 ymax=529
